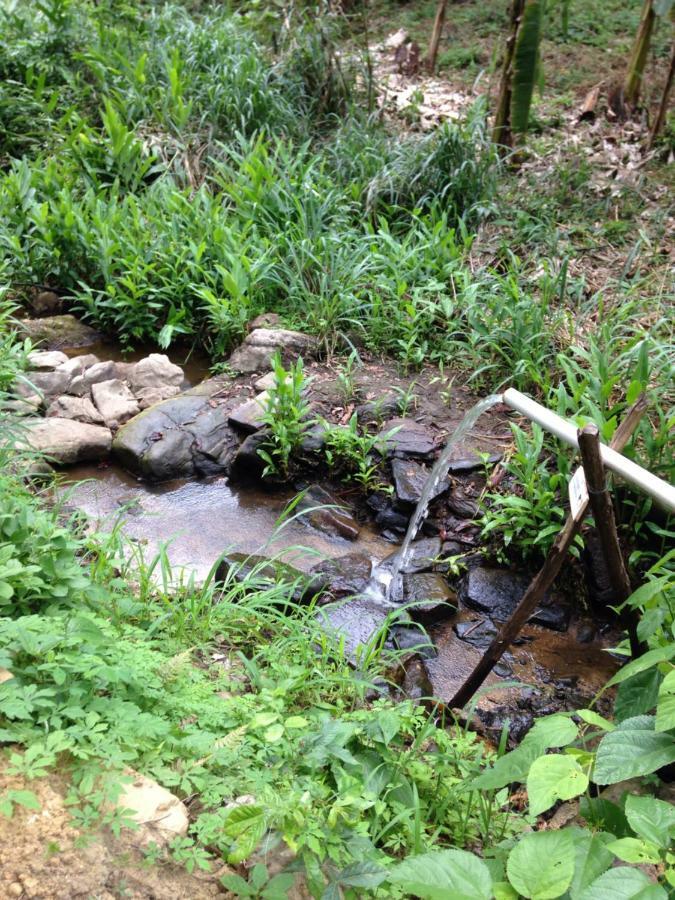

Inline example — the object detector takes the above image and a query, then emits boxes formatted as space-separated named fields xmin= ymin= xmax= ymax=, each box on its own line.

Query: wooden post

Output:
xmin=577 ymin=424 xmax=647 ymax=658
xmin=427 ymin=0 xmax=449 ymax=73
xmin=448 ymin=395 xmax=647 ymax=710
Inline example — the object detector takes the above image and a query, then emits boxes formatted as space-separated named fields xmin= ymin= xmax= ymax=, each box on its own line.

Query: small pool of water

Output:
xmin=60 ymin=465 xmax=391 ymax=580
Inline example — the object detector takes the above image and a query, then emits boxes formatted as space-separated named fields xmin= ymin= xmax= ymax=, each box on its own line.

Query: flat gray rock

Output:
xmin=46 ymin=394 xmax=105 ymax=425
xmin=69 ymin=359 xmax=126 ymax=396
xmin=128 ymin=354 xmax=184 ymax=407
xmin=459 ymin=566 xmax=570 ymax=631
xmin=228 ymin=328 xmax=318 ymax=374
xmin=27 ymin=349 xmax=68 ymax=371
xmin=392 ymin=457 xmax=449 ymax=506
xmin=16 ymin=315 xmax=102 ymax=350
xmin=21 ymin=417 xmax=112 ymax=464
xmin=228 ymin=392 xmax=269 ymax=433
xmin=377 ymin=418 xmax=438 ymax=460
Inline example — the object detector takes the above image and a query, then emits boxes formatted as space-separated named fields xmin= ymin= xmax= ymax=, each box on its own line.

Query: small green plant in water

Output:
xmin=323 ymin=414 xmax=394 ymax=494
xmin=258 ymin=352 xmax=312 ymax=477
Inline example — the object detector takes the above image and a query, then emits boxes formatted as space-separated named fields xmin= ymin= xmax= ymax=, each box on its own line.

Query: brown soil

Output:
xmin=0 ymin=768 xmax=222 ymax=900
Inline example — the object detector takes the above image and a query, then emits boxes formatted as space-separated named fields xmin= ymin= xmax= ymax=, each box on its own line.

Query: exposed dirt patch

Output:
xmin=0 ymin=768 xmax=222 ymax=899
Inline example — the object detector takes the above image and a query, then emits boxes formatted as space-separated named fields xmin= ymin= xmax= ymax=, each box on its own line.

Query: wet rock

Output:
xmin=128 ymin=354 xmax=185 ymax=408
xmin=309 ymin=553 xmax=372 ymax=599
xmin=391 ymin=457 xmax=449 ymax=507
xmin=46 ymin=394 xmax=105 ymax=425
xmin=228 ymin=391 xmax=269 ymax=433
xmin=21 ymin=418 xmax=112 ymax=464
xmin=316 ymin=597 xmax=402 ymax=658
xmin=375 ymin=506 xmax=410 ymax=533
xmin=300 ymin=422 xmax=329 ymax=455
xmin=356 ymin=394 xmax=402 ymax=424
xmin=577 ymin=623 xmax=596 ymax=644
xmin=446 ymin=488 xmax=479 ymax=519
xmin=446 ymin=454 xmax=502 ymax=474
xmin=401 ymin=656 xmax=434 ymax=699
xmin=115 ymin=771 xmax=188 ymax=848
xmin=113 ymin=394 xmax=238 ymax=481
xmin=27 ymin=349 xmax=68 ymax=371
xmin=31 ymin=289 xmax=61 ymax=315
xmin=249 ymin=312 xmax=281 ymax=329
xmin=377 ymin=418 xmax=438 ymax=460
xmin=454 ymin=618 xmax=498 ymax=650
xmin=215 ymin=552 xmax=320 ymax=604
xmin=228 ymin=328 xmax=318 ymax=374
xmin=459 ymin=566 xmax=571 ymax=631
xmin=58 ymin=353 xmax=101 ymax=381
xmin=402 ymin=573 xmax=458 ymax=623
xmin=92 ymin=379 xmax=140 ymax=428
xmin=401 ymin=574 xmax=454 ymax=622
xmin=383 ymin=537 xmax=442 ymax=575
xmin=391 ymin=625 xmax=436 ymax=658
xmin=298 ymin=485 xmax=359 ymax=540
xmin=17 ymin=314 xmax=102 ymax=350
xmin=229 ymin=429 xmax=269 ymax=481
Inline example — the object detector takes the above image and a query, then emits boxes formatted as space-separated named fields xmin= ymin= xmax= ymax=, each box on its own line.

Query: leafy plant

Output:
xmin=258 ymin=352 xmax=313 ymax=477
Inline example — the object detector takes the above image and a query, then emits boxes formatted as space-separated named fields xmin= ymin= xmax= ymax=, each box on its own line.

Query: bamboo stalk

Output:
xmin=492 ymin=0 xmax=526 ymax=149
xmin=448 ymin=395 xmax=648 ymax=710
xmin=623 ymin=0 xmax=656 ymax=108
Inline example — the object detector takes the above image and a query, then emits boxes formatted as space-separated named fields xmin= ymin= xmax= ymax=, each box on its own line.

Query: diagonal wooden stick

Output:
xmin=449 ymin=394 xmax=648 ymax=709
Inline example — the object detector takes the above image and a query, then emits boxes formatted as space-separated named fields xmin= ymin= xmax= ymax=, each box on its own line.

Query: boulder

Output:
xmin=316 ymin=597 xmax=403 ymax=658
xmin=112 ymin=393 xmax=238 ymax=481
xmin=401 ymin=573 xmax=457 ymax=623
xmin=298 ymin=485 xmax=359 ymax=540
xmin=377 ymin=418 xmax=438 ymax=460
xmin=18 ymin=368 xmax=72 ymax=402
xmin=391 ymin=457 xmax=449 ymax=507
xmin=309 ymin=553 xmax=373 ymax=599
xmin=27 ymin=349 xmax=68 ymax=371
xmin=16 ymin=315 xmax=102 ymax=350
xmin=128 ymin=354 xmax=185 ymax=407
xmin=46 ymin=394 xmax=105 ymax=425
xmin=228 ymin=392 xmax=269 ymax=433
xmin=57 ymin=353 xmax=101 ymax=382
xmin=21 ymin=418 xmax=112 ymax=464
xmin=68 ymin=359 xmax=127 ymax=396
xmin=92 ymin=379 xmax=140 ymax=428
xmin=459 ymin=566 xmax=571 ymax=631
xmin=228 ymin=328 xmax=318 ymax=374
xmin=115 ymin=771 xmax=188 ymax=848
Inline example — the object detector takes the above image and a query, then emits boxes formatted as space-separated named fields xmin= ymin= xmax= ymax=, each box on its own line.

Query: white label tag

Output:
xmin=569 ymin=467 xmax=589 ymax=521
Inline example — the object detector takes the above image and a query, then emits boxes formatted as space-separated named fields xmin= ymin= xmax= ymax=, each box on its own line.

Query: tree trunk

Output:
xmin=492 ymin=0 xmax=526 ymax=150
xmin=649 ymin=41 xmax=675 ymax=147
xmin=427 ymin=0 xmax=449 ymax=72
xmin=623 ymin=0 xmax=656 ymax=108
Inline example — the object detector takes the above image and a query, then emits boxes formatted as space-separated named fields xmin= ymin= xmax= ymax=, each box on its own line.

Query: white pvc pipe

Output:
xmin=502 ymin=388 xmax=675 ymax=515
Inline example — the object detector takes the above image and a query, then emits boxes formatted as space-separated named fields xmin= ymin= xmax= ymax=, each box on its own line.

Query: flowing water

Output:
xmin=384 ymin=394 xmax=503 ymax=602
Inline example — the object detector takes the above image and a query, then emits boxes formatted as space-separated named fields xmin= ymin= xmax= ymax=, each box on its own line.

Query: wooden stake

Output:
xmin=577 ymin=424 xmax=647 ymax=658
xmin=448 ymin=395 xmax=647 ymax=710
xmin=427 ymin=0 xmax=449 ymax=73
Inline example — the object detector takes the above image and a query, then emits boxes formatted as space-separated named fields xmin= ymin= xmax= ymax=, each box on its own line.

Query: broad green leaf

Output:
xmin=625 ymin=793 xmax=675 ymax=847
xmin=506 ymin=830 xmax=575 ymax=899
xmin=284 ymin=716 xmax=308 ymax=729
xmin=576 ymin=709 xmax=614 ymax=731
xmin=606 ymin=837 xmax=661 ymax=864
xmin=264 ymin=723 xmax=284 ymax=743
xmin=527 ymin=755 xmax=589 ymax=816
xmin=8 ymin=789 xmax=40 ymax=811
xmin=656 ymin=668 xmax=675 ymax=732
xmin=493 ymin=882 xmax=518 ymax=900
xmin=223 ymin=804 xmax=266 ymax=865
xmin=605 ymin=645 xmax=675 ymax=689
xmin=615 ymin=668 xmax=662 ymax=722
xmin=579 ymin=796 xmax=629 ymax=836
xmin=577 ymin=865 xmax=667 ymax=899
xmin=387 ymin=848 xmax=492 ymax=899
xmin=593 ymin=715 xmax=675 ymax=784
xmin=335 ymin=861 xmax=387 ymax=889
xmin=568 ymin=830 xmax=614 ymax=899
xmin=262 ymin=873 xmax=296 ymax=899
xmin=472 ymin=716 xmax=577 ymax=791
